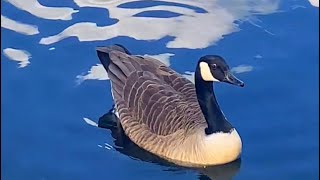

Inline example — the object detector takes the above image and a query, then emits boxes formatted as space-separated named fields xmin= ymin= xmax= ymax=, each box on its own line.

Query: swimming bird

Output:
xmin=96 ymin=44 xmax=245 ymax=167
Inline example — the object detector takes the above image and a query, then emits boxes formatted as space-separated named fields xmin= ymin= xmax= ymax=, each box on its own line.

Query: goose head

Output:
xmin=197 ymin=55 xmax=244 ymax=87
xmin=194 ymin=55 xmax=244 ymax=134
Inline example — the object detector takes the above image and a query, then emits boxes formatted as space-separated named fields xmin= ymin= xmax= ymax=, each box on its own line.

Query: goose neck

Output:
xmin=195 ymin=70 xmax=232 ymax=134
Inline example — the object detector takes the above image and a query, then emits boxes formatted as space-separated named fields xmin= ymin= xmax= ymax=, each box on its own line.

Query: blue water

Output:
xmin=1 ymin=0 xmax=319 ymax=179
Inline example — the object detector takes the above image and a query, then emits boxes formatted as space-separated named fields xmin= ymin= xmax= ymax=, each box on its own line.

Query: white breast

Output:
xmin=164 ymin=128 xmax=242 ymax=167
xmin=201 ymin=129 xmax=242 ymax=165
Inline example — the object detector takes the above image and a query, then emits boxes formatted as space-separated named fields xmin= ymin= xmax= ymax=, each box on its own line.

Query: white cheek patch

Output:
xmin=199 ymin=62 xmax=220 ymax=82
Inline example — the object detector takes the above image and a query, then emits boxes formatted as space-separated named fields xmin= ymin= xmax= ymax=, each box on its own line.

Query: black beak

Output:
xmin=223 ymin=71 xmax=244 ymax=87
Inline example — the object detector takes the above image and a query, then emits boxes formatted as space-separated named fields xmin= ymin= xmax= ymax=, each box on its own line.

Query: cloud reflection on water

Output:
xmin=1 ymin=15 xmax=39 ymax=35
xmin=39 ymin=0 xmax=279 ymax=49
xmin=3 ymin=48 xmax=31 ymax=68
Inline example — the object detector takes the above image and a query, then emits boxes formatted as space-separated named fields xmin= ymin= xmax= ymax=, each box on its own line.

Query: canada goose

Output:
xmin=96 ymin=44 xmax=245 ymax=167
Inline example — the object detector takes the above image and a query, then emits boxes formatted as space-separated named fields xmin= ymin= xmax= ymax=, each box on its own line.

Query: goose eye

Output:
xmin=212 ymin=64 xmax=217 ymax=69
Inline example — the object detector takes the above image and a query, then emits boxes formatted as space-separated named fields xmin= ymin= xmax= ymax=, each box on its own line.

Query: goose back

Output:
xmin=99 ymin=49 xmax=208 ymax=154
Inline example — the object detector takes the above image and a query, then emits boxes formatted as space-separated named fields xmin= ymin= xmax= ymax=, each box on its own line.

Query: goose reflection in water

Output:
xmin=98 ymin=110 xmax=241 ymax=180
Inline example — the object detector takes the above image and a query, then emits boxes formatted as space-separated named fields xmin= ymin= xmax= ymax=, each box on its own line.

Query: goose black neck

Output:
xmin=195 ymin=69 xmax=232 ymax=134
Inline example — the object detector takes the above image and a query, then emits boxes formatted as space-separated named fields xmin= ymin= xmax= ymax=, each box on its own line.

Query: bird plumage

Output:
xmin=96 ymin=45 xmax=242 ymax=167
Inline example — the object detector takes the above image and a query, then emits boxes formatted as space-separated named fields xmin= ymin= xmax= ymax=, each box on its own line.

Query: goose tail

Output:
xmin=96 ymin=44 xmax=131 ymax=72
xmin=96 ymin=44 xmax=136 ymax=101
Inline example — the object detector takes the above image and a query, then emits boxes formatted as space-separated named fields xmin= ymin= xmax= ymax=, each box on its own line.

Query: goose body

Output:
xmin=97 ymin=45 xmax=244 ymax=167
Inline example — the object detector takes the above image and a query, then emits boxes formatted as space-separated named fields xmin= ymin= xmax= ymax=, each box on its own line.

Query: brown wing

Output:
xmin=103 ymin=50 xmax=206 ymax=138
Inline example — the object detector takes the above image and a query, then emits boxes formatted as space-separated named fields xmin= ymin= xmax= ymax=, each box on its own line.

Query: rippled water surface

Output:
xmin=2 ymin=0 xmax=319 ymax=179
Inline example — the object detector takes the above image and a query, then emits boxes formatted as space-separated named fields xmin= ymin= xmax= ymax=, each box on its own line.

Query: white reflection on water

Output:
xmin=83 ymin=117 xmax=98 ymax=127
xmin=6 ymin=0 xmax=78 ymax=20
xmin=76 ymin=64 xmax=109 ymax=84
xmin=3 ymin=0 xmax=279 ymax=74
xmin=1 ymin=15 xmax=39 ymax=35
xmin=309 ymin=0 xmax=319 ymax=7
xmin=39 ymin=0 xmax=279 ymax=49
xmin=231 ymin=65 xmax=254 ymax=74
xmin=2 ymin=48 xmax=31 ymax=68
xmin=143 ymin=53 xmax=175 ymax=66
